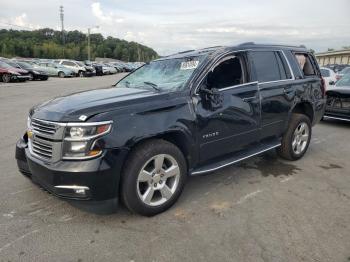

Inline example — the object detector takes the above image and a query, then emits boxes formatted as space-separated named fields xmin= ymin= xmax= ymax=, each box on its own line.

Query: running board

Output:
xmin=323 ymin=115 xmax=350 ymax=122
xmin=190 ymin=141 xmax=281 ymax=176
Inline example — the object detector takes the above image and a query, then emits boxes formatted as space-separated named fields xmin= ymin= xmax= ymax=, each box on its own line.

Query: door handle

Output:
xmin=283 ymin=87 xmax=294 ymax=94
xmin=242 ymin=96 xmax=257 ymax=102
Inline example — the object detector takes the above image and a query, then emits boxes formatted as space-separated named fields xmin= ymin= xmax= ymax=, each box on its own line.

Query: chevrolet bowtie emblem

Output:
xmin=27 ymin=130 xmax=33 ymax=139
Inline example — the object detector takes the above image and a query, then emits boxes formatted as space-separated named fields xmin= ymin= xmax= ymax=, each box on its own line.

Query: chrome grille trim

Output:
xmin=31 ymin=119 xmax=57 ymax=135
xmin=29 ymin=137 xmax=53 ymax=160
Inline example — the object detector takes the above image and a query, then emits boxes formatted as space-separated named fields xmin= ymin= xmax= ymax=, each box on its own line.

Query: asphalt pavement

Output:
xmin=0 ymin=75 xmax=349 ymax=262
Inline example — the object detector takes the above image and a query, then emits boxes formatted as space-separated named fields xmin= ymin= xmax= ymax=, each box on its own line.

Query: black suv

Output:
xmin=16 ymin=43 xmax=326 ymax=216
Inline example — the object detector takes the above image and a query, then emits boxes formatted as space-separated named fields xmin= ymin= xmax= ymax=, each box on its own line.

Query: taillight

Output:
xmin=321 ymin=77 xmax=326 ymax=98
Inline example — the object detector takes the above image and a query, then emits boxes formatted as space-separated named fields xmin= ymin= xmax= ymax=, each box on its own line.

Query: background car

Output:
xmin=324 ymin=73 xmax=350 ymax=122
xmin=320 ymin=67 xmax=337 ymax=90
xmin=76 ymin=61 xmax=96 ymax=77
xmin=324 ymin=64 xmax=349 ymax=73
xmin=54 ymin=60 xmax=87 ymax=77
xmin=5 ymin=60 xmax=49 ymax=81
xmin=0 ymin=60 xmax=30 ymax=83
xmin=38 ymin=62 xmax=75 ymax=78
xmin=85 ymin=61 xmax=103 ymax=76
xmin=336 ymin=67 xmax=350 ymax=81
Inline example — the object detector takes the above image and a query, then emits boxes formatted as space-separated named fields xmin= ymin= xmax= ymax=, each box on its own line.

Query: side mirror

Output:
xmin=329 ymin=81 xmax=335 ymax=85
xmin=199 ymin=85 xmax=223 ymax=111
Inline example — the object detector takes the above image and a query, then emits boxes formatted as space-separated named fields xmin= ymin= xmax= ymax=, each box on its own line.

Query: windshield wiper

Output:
xmin=144 ymin=81 xmax=161 ymax=91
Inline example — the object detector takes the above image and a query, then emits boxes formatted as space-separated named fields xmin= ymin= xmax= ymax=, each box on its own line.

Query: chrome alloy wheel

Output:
xmin=292 ymin=122 xmax=310 ymax=155
xmin=137 ymin=154 xmax=180 ymax=207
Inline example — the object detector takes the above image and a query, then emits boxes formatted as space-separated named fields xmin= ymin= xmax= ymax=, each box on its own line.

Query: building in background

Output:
xmin=315 ymin=49 xmax=350 ymax=66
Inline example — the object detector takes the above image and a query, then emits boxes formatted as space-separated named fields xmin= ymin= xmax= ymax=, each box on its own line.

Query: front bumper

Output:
xmin=12 ymin=75 xmax=31 ymax=81
xmin=15 ymin=137 xmax=129 ymax=202
xmin=84 ymin=71 xmax=96 ymax=77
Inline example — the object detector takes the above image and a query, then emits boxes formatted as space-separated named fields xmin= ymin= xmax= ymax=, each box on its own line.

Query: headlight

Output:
xmin=62 ymin=121 xmax=112 ymax=160
xmin=9 ymin=70 xmax=19 ymax=75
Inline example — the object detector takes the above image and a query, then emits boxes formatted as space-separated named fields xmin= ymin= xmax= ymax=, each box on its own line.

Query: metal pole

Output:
xmin=87 ymin=28 xmax=91 ymax=61
xmin=60 ymin=6 xmax=65 ymax=57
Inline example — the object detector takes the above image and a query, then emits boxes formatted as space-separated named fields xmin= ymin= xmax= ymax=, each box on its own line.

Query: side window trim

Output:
xmin=280 ymin=50 xmax=295 ymax=80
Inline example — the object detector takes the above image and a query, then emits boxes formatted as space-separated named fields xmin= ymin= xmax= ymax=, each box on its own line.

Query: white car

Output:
xmin=54 ymin=60 xmax=86 ymax=77
xmin=320 ymin=67 xmax=337 ymax=90
xmin=102 ymin=63 xmax=118 ymax=74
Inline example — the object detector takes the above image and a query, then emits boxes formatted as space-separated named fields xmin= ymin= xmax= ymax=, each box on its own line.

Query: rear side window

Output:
xmin=251 ymin=51 xmax=290 ymax=82
xmin=62 ymin=61 xmax=75 ymax=66
xmin=294 ymin=53 xmax=316 ymax=76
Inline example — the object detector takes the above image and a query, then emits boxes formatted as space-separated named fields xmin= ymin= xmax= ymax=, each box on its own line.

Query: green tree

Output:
xmin=0 ymin=28 xmax=158 ymax=61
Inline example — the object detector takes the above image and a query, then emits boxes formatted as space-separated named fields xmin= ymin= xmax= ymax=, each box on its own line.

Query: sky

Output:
xmin=0 ymin=0 xmax=349 ymax=56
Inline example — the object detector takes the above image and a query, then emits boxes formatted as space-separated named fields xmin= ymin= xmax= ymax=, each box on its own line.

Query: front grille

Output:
xmin=31 ymin=139 xmax=53 ymax=159
xmin=28 ymin=118 xmax=66 ymax=162
xmin=31 ymin=118 xmax=57 ymax=135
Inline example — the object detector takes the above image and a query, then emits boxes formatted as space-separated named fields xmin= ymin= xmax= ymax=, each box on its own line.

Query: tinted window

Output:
xmin=320 ymin=69 xmax=330 ymax=77
xmin=251 ymin=51 xmax=286 ymax=82
xmin=62 ymin=61 xmax=75 ymax=66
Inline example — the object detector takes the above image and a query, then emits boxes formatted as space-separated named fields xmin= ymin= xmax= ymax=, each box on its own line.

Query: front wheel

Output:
xmin=78 ymin=71 xmax=84 ymax=77
xmin=58 ymin=71 xmax=65 ymax=78
xmin=277 ymin=113 xmax=312 ymax=161
xmin=121 ymin=140 xmax=187 ymax=216
xmin=2 ymin=74 xmax=11 ymax=83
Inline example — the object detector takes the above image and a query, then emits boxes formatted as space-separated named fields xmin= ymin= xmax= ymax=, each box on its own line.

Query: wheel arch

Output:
xmin=290 ymin=102 xmax=314 ymax=123
xmin=124 ymin=130 xmax=197 ymax=172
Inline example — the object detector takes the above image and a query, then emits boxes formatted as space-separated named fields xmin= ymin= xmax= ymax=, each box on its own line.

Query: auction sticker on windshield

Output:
xmin=180 ymin=60 xmax=199 ymax=70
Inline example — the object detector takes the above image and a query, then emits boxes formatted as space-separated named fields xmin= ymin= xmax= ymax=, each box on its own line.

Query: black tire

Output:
xmin=58 ymin=71 xmax=65 ymax=78
xmin=121 ymin=139 xmax=187 ymax=216
xmin=78 ymin=71 xmax=84 ymax=77
xmin=41 ymin=76 xmax=49 ymax=81
xmin=2 ymin=74 xmax=11 ymax=83
xmin=29 ymin=73 xmax=34 ymax=80
xmin=277 ymin=113 xmax=312 ymax=161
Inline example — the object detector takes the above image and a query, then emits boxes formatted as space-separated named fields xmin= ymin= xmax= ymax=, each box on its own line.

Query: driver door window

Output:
xmin=206 ymin=56 xmax=246 ymax=90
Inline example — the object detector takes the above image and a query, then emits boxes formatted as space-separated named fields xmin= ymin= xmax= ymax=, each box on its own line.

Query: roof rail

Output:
xmin=238 ymin=42 xmax=255 ymax=46
xmin=177 ymin=49 xmax=196 ymax=54
xmin=200 ymin=46 xmax=223 ymax=50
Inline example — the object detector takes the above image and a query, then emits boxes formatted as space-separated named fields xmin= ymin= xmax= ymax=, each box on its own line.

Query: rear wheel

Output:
xmin=78 ymin=71 xmax=84 ymax=77
xmin=58 ymin=71 xmax=65 ymax=78
xmin=277 ymin=113 xmax=312 ymax=161
xmin=2 ymin=74 xmax=11 ymax=83
xmin=121 ymin=140 xmax=187 ymax=216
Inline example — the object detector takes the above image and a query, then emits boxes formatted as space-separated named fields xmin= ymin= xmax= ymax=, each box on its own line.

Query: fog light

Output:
xmin=75 ymin=188 xmax=86 ymax=194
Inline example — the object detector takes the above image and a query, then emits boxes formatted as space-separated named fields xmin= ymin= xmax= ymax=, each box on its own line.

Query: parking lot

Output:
xmin=0 ymin=75 xmax=349 ymax=262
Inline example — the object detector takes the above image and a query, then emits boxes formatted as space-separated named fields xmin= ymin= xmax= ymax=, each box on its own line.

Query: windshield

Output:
xmin=3 ymin=60 xmax=19 ymax=68
xmin=0 ymin=61 xmax=14 ymax=69
xmin=340 ymin=67 xmax=350 ymax=74
xmin=116 ymin=56 xmax=206 ymax=91
xmin=77 ymin=61 xmax=85 ymax=67
xmin=17 ymin=62 xmax=32 ymax=69
xmin=336 ymin=74 xmax=350 ymax=87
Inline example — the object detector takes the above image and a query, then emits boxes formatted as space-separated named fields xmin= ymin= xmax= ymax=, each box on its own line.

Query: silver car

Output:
xmin=38 ymin=62 xmax=75 ymax=78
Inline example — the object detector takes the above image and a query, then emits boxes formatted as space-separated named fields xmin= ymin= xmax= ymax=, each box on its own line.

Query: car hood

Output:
xmin=31 ymin=87 xmax=162 ymax=122
xmin=9 ymin=67 xmax=28 ymax=74
xmin=326 ymin=87 xmax=350 ymax=98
